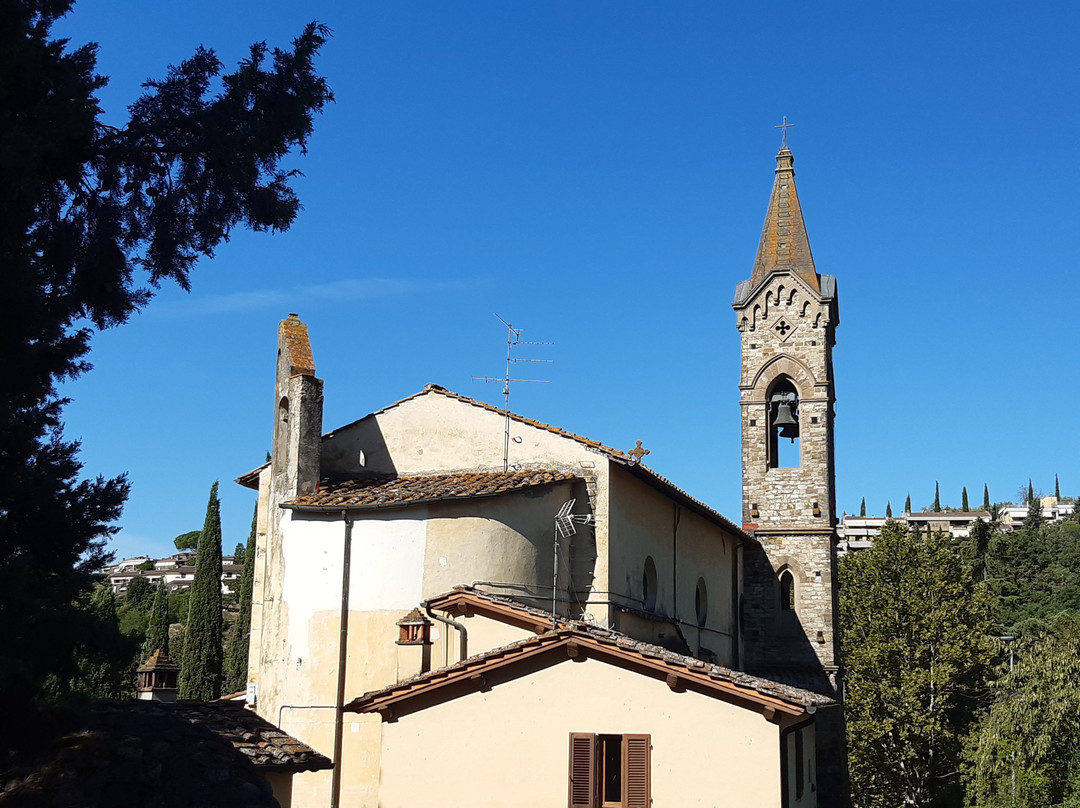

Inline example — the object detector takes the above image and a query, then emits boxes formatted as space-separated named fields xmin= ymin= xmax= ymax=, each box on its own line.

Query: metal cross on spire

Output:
xmin=775 ymin=115 xmax=795 ymax=148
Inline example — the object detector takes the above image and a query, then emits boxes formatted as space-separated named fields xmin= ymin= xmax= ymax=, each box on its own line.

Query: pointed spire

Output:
xmin=748 ymin=147 xmax=820 ymax=295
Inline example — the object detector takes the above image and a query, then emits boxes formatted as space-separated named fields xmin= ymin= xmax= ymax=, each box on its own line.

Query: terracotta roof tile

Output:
xmin=285 ymin=469 xmax=577 ymax=510
xmin=351 ymin=590 xmax=834 ymax=712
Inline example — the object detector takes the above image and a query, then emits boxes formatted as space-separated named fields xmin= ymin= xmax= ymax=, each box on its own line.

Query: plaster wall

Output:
xmin=318 ymin=392 xmax=615 ymax=615
xmin=607 ymin=469 xmax=740 ymax=664
xmin=377 ymin=656 xmax=787 ymax=808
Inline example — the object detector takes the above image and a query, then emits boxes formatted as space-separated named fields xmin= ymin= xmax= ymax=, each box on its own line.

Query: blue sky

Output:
xmin=54 ymin=1 xmax=1079 ymax=560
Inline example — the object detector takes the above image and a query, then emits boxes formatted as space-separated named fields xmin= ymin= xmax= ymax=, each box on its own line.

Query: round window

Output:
xmin=695 ymin=578 xmax=708 ymax=627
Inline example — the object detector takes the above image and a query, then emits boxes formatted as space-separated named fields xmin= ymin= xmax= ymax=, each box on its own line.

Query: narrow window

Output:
xmin=780 ymin=570 xmax=795 ymax=611
xmin=642 ymin=557 xmax=657 ymax=612
xmin=568 ymin=733 xmax=651 ymax=808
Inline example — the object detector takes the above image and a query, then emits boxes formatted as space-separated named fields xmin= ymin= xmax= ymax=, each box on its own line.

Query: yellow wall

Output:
xmin=377 ymin=656 xmax=787 ymax=808
xmin=607 ymin=468 xmax=741 ymax=665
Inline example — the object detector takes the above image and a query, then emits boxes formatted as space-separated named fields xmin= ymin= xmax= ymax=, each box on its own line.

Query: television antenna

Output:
xmin=473 ymin=314 xmax=552 ymax=471
xmin=552 ymin=498 xmax=595 ymax=626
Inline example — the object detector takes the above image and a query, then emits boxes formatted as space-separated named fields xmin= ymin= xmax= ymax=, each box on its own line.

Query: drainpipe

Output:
xmin=424 ymin=600 xmax=468 ymax=663
xmin=330 ymin=510 xmax=353 ymax=808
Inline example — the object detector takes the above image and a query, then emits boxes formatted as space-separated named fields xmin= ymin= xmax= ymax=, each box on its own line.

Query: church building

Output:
xmin=238 ymin=145 xmax=845 ymax=808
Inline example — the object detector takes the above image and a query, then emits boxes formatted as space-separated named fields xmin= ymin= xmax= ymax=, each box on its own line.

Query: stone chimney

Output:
xmin=270 ymin=314 xmax=324 ymax=503
xmin=395 ymin=609 xmax=433 ymax=682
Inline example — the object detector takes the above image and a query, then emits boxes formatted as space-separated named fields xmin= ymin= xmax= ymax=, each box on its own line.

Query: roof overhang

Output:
xmin=348 ymin=628 xmax=821 ymax=724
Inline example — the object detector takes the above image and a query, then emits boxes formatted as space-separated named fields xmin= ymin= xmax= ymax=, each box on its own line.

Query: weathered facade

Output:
xmin=238 ymin=145 xmax=849 ymax=808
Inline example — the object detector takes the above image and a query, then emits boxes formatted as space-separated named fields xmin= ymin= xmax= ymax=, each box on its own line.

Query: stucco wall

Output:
xmin=377 ymin=656 xmax=786 ymax=808
xmin=607 ymin=468 xmax=740 ymax=665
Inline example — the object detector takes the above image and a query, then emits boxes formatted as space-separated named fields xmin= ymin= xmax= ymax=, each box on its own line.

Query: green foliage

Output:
xmin=906 ymin=493 xmax=912 ymax=513
xmin=860 ymin=497 xmax=866 ymax=517
xmin=984 ymin=484 xmax=991 ymax=511
xmin=934 ymin=480 xmax=942 ymax=511
xmin=180 ymin=482 xmax=223 ymax=700
xmin=224 ymin=503 xmax=258 ymax=695
xmin=966 ymin=618 xmax=1080 ymax=807
xmin=963 ymin=486 xmax=970 ymax=511
xmin=174 ymin=530 xmax=202 ymax=552
xmin=124 ymin=576 xmax=154 ymax=611
xmin=1055 ymin=474 xmax=1061 ymax=500
xmin=886 ymin=501 xmax=893 ymax=518
xmin=70 ymin=586 xmax=135 ymax=699
xmin=986 ymin=520 xmax=1080 ymax=633
xmin=142 ymin=580 xmax=171 ymax=659
xmin=0 ymin=0 xmax=329 ymax=727
xmin=137 ymin=560 xmax=155 ymax=571
xmin=233 ymin=541 xmax=246 ymax=566
xmin=840 ymin=521 xmax=995 ymax=808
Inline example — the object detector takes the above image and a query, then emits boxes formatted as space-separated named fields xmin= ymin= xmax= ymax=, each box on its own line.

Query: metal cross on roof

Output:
xmin=775 ymin=115 xmax=795 ymax=148
xmin=628 ymin=440 xmax=650 ymax=463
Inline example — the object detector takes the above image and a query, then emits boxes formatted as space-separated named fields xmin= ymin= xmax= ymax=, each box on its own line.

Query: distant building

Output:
xmin=105 ymin=556 xmax=243 ymax=596
xmin=837 ymin=498 xmax=1077 ymax=555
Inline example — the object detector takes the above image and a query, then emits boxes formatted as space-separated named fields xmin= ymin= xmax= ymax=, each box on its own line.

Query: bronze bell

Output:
xmin=773 ymin=402 xmax=800 ymax=440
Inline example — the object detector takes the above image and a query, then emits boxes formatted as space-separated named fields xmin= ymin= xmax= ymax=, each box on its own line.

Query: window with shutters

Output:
xmin=568 ymin=732 xmax=651 ymax=808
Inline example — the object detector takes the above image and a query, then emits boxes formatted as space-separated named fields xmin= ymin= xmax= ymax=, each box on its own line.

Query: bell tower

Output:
xmin=733 ymin=145 xmax=839 ymax=684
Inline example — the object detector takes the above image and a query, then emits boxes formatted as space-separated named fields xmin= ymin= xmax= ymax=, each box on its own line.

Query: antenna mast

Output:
xmin=473 ymin=314 xmax=552 ymax=471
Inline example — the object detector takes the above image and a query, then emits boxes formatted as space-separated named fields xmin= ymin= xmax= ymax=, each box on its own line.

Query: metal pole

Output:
xmin=330 ymin=511 xmax=354 ymax=808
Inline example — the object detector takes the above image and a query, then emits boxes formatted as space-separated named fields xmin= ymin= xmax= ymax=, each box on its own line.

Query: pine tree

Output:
xmin=180 ymin=482 xmax=223 ymax=699
xmin=142 ymin=579 xmax=170 ymax=659
xmin=224 ymin=502 xmax=258 ymax=695
xmin=983 ymin=484 xmax=991 ymax=511
xmin=886 ymin=501 xmax=893 ymax=518
xmin=962 ymin=486 xmax=970 ymax=511
xmin=0 ymin=0 xmax=329 ymax=721
xmin=860 ymin=497 xmax=866 ymax=517
xmin=905 ymin=493 xmax=912 ymax=513
xmin=933 ymin=481 xmax=941 ymax=511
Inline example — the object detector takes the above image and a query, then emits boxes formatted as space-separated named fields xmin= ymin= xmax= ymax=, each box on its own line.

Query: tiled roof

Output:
xmin=285 ymin=469 xmax=577 ymax=510
xmin=0 ymin=701 xmax=330 ymax=807
xmin=171 ymin=701 xmax=331 ymax=772
xmin=350 ymin=591 xmax=833 ymax=716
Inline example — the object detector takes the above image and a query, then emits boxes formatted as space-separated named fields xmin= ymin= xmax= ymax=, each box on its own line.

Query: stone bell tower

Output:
xmin=733 ymin=145 xmax=840 ymax=686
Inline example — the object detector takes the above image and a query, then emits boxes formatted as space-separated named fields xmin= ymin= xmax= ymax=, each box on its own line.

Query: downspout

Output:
xmin=424 ymin=600 xmax=468 ymax=663
xmin=330 ymin=510 xmax=353 ymax=808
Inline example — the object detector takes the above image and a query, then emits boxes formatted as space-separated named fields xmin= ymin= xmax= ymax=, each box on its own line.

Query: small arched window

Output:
xmin=779 ymin=570 xmax=796 ymax=611
xmin=642 ymin=557 xmax=657 ymax=611
xmin=695 ymin=578 xmax=708 ymax=627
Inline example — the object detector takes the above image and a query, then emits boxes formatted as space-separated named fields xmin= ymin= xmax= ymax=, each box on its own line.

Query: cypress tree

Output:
xmin=1055 ymin=474 xmax=1061 ymax=499
xmin=1028 ymin=479 xmax=1035 ymax=505
xmin=962 ymin=486 xmax=969 ymax=511
xmin=886 ymin=501 xmax=893 ymax=518
xmin=983 ymin=484 xmax=991 ymax=511
xmin=180 ymin=482 xmax=223 ymax=700
xmin=142 ymin=579 xmax=170 ymax=659
xmin=224 ymin=502 xmax=258 ymax=695
xmin=860 ymin=497 xmax=866 ymax=517
xmin=905 ymin=493 xmax=911 ymax=513
xmin=933 ymin=481 xmax=941 ymax=512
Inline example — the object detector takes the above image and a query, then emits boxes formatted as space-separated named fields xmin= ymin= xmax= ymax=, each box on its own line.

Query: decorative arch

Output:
xmin=748 ymin=354 xmax=818 ymax=400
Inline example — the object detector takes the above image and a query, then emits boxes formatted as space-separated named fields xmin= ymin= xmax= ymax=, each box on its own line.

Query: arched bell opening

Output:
xmin=767 ymin=378 xmax=800 ymax=469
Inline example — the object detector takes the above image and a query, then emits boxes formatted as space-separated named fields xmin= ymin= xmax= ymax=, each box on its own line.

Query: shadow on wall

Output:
xmin=320 ymin=416 xmax=397 ymax=479
xmin=740 ymin=540 xmax=835 ymax=697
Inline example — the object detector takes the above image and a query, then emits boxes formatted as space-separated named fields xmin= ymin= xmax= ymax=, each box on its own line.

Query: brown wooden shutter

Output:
xmin=569 ymin=733 xmax=596 ymax=808
xmin=623 ymin=734 xmax=651 ymax=808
